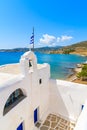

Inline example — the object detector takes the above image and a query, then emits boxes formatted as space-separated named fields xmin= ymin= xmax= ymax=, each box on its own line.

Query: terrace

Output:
xmin=35 ymin=114 xmax=75 ymax=130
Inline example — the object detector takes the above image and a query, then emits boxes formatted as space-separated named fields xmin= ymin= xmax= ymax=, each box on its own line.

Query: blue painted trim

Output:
xmin=17 ymin=123 xmax=23 ymax=130
xmin=34 ymin=108 xmax=38 ymax=123
xmin=81 ymin=105 xmax=84 ymax=110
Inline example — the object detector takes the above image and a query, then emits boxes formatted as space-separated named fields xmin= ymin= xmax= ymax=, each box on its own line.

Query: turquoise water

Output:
xmin=0 ymin=52 xmax=87 ymax=79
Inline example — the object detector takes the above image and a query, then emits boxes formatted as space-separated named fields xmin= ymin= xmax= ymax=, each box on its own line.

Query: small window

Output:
xmin=39 ymin=79 xmax=42 ymax=84
xmin=3 ymin=89 xmax=26 ymax=115
xmin=29 ymin=60 xmax=32 ymax=67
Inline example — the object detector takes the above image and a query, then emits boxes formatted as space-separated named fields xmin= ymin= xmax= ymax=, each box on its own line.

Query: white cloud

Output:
xmin=61 ymin=35 xmax=73 ymax=41
xmin=39 ymin=34 xmax=56 ymax=45
xmin=57 ymin=37 xmax=60 ymax=42
xmin=39 ymin=34 xmax=73 ymax=47
xmin=57 ymin=35 xmax=73 ymax=42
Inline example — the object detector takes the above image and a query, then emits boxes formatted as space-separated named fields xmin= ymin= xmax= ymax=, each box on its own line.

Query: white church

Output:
xmin=0 ymin=51 xmax=87 ymax=130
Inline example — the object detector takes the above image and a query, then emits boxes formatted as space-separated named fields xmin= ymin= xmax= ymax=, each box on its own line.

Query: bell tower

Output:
xmin=20 ymin=51 xmax=37 ymax=76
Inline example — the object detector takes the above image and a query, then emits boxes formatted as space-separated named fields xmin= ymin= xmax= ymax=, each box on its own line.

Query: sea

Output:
xmin=0 ymin=51 xmax=87 ymax=79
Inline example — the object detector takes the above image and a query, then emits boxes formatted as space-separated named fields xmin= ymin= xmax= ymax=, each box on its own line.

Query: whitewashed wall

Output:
xmin=74 ymin=100 xmax=87 ymax=130
xmin=0 ymin=51 xmax=50 ymax=130
xmin=49 ymin=79 xmax=87 ymax=121
xmin=0 ymin=75 xmax=31 ymax=130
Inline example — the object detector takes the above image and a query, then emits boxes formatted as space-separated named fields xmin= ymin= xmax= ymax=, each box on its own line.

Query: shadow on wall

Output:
xmin=49 ymin=79 xmax=78 ymax=121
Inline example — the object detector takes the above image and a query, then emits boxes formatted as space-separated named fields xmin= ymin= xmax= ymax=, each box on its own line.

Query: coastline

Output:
xmin=66 ymin=64 xmax=87 ymax=85
xmin=65 ymin=68 xmax=77 ymax=82
xmin=70 ymin=52 xmax=87 ymax=57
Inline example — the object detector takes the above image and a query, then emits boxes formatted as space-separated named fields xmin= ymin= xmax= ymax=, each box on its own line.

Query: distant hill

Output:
xmin=65 ymin=41 xmax=87 ymax=49
xmin=49 ymin=41 xmax=87 ymax=56
xmin=0 ymin=46 xmax=63 ymax=53
xmin=1 ymin=41 xmax=87 ymax=56
xmin=0 ymin=48 xmax=29 ymax=52
xmin=35 ymin=46 xmax=63 ymax=53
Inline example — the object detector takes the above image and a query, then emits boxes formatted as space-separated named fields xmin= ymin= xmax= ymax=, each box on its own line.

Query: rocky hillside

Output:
xmin=50 ymin=41 xmax=87 ymax=56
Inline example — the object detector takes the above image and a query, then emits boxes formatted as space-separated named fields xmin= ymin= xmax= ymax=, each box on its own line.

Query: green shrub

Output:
xmin=77 ymin=65 xmax=87 ymax=80
xmin=82 ymin=64 xmax=87 ymax=71
xmin=63 ymin=49 xmax=75 ymax=54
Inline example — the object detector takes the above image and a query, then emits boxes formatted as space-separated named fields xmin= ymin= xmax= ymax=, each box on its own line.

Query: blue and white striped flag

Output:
xmin=29 ymin=28 xmax=34 ymax=50
xmin=30 ymin=34 xmax=34 ymax=44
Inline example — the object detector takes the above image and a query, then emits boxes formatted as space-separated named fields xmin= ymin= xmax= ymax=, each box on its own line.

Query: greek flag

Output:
xmin=29 ymin=28 xmax=34 ymax=50
xmin=30 ymin=34 xmax=34 ymax=44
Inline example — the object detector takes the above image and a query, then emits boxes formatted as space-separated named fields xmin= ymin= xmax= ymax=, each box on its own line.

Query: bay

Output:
xmin=0 ymin=52 xmax=87 ymax=79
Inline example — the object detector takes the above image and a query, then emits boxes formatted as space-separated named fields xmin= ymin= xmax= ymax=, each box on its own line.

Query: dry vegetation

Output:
xmin=50 ymin=41 xmax=87 ymax=56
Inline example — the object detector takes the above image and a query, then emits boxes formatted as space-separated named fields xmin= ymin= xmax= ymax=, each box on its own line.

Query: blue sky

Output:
xmin=0 ymin=0 xmax=87 ymax=49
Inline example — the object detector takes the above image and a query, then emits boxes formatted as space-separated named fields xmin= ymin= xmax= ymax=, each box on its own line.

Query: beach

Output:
xmin=66 ymin=66 xmax=81 ymax=81
xmin=66 ymin=64 xmax=87 ymax=85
